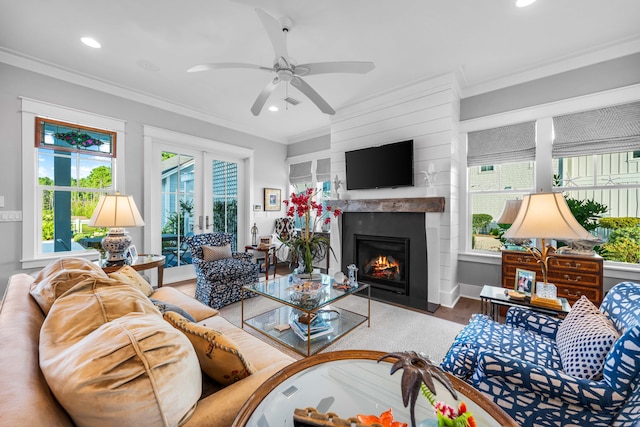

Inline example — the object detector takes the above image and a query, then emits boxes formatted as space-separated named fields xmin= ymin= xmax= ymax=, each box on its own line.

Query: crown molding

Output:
xmin=0 ymin=48 xmax=288 ymax=144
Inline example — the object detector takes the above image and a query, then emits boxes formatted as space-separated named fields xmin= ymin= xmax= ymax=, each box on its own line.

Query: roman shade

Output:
xmin=288 ymin=161 xmax=312 ymax=185
xmin=552 ymin=101 xmax=640 ymax=158
xmin=315 ymin=158 xmax=331 ymax=182
xmin=467 ymin=121 xmax=536 ymax=166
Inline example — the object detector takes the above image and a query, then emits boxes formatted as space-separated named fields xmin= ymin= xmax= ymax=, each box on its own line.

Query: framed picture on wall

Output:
xmin=264 ymin=188 xmax=281 ymax=211
xmin=514 ymin=268 xmax=535 ymax=294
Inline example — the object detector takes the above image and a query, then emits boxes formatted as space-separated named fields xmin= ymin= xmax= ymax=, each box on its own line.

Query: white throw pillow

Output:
xmin=202 ymin=244 xmax=232 ymax=261
xmin=556 ymin=296 xmax=619 ymax=380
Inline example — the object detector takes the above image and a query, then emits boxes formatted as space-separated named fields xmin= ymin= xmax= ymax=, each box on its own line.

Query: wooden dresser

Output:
xmin=501 ymin=250 xmax=604 ymax=306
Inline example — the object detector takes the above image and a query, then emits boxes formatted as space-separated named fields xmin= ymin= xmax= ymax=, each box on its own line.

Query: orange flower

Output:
xmin=357 ymin=409 xmax=407 ymax=427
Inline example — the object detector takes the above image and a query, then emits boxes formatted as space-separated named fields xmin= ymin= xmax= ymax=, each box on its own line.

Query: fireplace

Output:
xmin=355 ymin=234 xmax=409 ymax=294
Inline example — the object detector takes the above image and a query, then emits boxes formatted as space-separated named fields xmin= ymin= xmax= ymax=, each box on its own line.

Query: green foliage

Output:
xmin=564 ymin=198 xmax=608 ymax=233
xmin=162 ymin=199 xmax=194 ymax=235
xmin=599 ymin=227 xmax=640 ymax=263
xmin=472 ymin=214 xmax=492 ymax=234
xmin=42 ymin=212 xmax=54 ymax=241
xmin=599 ymin=217 xmax=640 ymax=229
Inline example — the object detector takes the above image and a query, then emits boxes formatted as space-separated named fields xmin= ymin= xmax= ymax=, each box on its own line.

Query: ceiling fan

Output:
xmin=187 ymin=8 xmax=375 ymax=116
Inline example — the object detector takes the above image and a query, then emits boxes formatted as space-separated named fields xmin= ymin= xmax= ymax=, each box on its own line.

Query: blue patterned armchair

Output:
xmin=184 ymin=233 xmax=259 ymax=309
xmin=441 ymin=282 xmax=640 ymax=426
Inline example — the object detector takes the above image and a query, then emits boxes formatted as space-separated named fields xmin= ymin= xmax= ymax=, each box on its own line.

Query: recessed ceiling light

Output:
xmin=81 ymin=37 xmax=101 ymax=48
xmin=268 ymin=105 xmax=279 ymax=112
xmin=516 ymin=0 xmax=536 ymax=7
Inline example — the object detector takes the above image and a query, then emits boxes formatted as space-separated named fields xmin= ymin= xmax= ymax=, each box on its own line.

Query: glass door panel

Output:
xmin=209 ymin=158 xmax=240 ymax=251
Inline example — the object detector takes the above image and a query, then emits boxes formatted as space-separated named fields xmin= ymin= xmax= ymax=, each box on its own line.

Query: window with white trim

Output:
xmin=21 ymin=98 xmax=125 ymax=268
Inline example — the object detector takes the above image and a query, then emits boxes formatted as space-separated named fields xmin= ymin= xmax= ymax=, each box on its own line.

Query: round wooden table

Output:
xmin=233 ymin=350 xmax=517 ymax=426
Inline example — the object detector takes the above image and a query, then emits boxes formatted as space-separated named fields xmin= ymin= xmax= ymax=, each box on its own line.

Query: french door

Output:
xmin=147 ymin=143 xmax=246 ymax=283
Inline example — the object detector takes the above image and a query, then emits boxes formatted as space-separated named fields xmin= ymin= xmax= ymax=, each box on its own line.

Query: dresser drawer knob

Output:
xmin=564 ymin=289 xmax=582 ymax=298
xmin=563 ymin=275 xmax=582 ymax=283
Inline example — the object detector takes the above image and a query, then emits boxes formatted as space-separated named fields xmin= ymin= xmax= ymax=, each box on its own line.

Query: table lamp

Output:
xmin=502 ymin=192 xmax=597 ymax=285
xmin=88 ymin=193 xmax=145 ymax=266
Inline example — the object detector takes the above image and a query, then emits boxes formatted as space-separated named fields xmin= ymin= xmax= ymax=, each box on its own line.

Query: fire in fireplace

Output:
xmin=355 ymin=234 xmax=409 ymax=294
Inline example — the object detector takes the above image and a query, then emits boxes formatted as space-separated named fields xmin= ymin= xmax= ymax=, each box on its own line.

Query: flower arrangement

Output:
xmin=421 ymin=385 xmax=476 ymax=427
xmin=357 ymin=408 xmax=407 ymax=427
xmin=54 ymin=131 xmax=105 ymax=148
xmin=283 ymin=188 xmax=342 ymax=275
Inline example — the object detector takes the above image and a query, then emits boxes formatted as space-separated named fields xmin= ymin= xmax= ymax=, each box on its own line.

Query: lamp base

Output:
xmin=101 ymin=228 xmax=132 ymax=266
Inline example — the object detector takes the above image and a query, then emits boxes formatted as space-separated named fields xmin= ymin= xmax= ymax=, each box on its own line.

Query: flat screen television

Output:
xmin=345 ymin=140 xmax=414 ymax=190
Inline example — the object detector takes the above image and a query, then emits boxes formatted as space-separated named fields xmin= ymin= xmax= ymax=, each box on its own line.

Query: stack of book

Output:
xmin=290 ymin=317 xmax=334 ymax=341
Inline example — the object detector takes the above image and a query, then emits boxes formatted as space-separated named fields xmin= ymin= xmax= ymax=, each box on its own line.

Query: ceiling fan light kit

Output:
xmin=188 ymin=8 xmax=375 ymax=116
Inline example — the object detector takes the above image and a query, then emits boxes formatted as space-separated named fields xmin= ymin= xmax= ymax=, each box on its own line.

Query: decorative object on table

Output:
xmin=420 ymin=386 xmax=476 ymax=427
xmin=88 ymin=192 xmax=145 ymax=267
xmin=264 ymin=188 xmax=282 ymax=211
xmin=378 ymin=351 xmax=458 ymax=427
xmin=125 ymin=245 xmax=138 ymax=264
xmin=529 ymin=293 xmax=563 ymax=310
xmin=514 ymin=268 xmax=535 ymax=294
xmin=293 ymin=407 xmax=370 ymax=427
xmin=288 ymin=281 xmax=328 ymax=309
xmin=506 ymin=290 xmax=526 ymax=301
xmin=556 ymin=237 xmax=606 ymax=255
xmin=333 ymin=174 xmax=343 ymax=200
xmin=347 ymin=264 xmax=359 ymax=288
xmin=536 ymin=282 xmax=557 ymax=299
xmin=333 ymin=271 xmax=345 ymax=283
xmin=282 ymin=187 xmax=342 ymax=276
xmin=251 ymin=223 xmax=259 ymax=246
xmin=258 ymin=235 xmax=272 ymax=249
xmin=420 ymin=163 xmax=439 ymax=196
xmin=502 ymin=192 xmax=599 ymax=285
xmin=357 ymin=408 xmax=407 ymax=427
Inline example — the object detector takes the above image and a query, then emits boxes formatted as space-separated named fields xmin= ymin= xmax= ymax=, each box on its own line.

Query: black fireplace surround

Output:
xmin=342 ymin=212 xmax=430 ymax=311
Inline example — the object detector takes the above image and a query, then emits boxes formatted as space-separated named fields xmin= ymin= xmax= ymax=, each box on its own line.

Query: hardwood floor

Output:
xmin=167 ymin=263 xmax=481 ymax=326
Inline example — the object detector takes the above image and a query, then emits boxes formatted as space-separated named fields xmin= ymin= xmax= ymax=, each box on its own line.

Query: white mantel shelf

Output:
xmin=328 ymin=197 xmax=445 ymax=213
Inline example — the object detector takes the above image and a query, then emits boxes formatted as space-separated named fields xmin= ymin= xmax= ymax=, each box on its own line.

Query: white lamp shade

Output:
xmin=497 ymin=199 xmax=522 ymax=225
xmin=503 ymin=193 xmax=595 ymax=241
xmin=88 ymin=194 xmax=145 ymax=228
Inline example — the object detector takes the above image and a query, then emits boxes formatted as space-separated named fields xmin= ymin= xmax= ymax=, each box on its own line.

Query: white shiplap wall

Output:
xmin=329 ymin=73 xmax=461 ymax=307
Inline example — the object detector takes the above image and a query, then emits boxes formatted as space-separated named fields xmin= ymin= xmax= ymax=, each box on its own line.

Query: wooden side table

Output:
xmin=101 ymin=254 xmax=166 ymax=288
xmin=244 ymin=245 xmax=277 ymax=280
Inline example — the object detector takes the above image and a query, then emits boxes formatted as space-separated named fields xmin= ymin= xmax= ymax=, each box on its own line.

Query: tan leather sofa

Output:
xmin=0 ymin=273 xmax=295 ymax=426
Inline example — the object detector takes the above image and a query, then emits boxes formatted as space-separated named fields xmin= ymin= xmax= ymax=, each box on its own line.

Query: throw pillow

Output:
xmin=556 ymin=295 xmax=620 ymax=380
xmin=108 ymin=265 xmax=154 ymax=296
xmin=30 ymin=257 xmax=108 ymax=314
xmin=202 ymin=244 xmax=232 ymax=262
xmin=150 ymin=286 xmax=219 ymax=322
xmin=149 ymin=298 xmax=196 ymax=322
xmin=163 ymin=311 xmax=256 ymax=385
xmin=40 ymin=312 xmax=201 ymax=427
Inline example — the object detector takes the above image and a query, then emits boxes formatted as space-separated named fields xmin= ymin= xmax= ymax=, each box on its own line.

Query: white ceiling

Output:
xmin=1 ymin=0 xmax=639 ymax=143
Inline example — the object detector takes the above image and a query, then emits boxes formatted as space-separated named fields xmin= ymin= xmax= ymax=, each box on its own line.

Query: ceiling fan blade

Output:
xmin=255 ymin=8 xmax=289 ymax=63
xmin=295 ymin=61 xmax=375 ymax=76
xmin=251 ymin=77 xmax=281 ymax=116
xmin=291 ymin=76 xmax=335 ymax=115
xmin=187 ymin=62 xmax=272 ymax=73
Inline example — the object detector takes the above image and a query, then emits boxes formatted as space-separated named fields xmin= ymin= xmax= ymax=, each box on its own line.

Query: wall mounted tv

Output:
xmin=345 ymin=140 xmax=414 ymax=190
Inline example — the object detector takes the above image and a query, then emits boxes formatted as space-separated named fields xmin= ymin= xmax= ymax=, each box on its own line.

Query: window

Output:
xmin=21 ymin=98 xmax=126 ymax=268
xmin=633 ymin=151 xmax=640 ymax=159
xmin=36 ymin=118 xmax=116 ymax=254
xmin=480 ymin=165 xmax=494 ymax=172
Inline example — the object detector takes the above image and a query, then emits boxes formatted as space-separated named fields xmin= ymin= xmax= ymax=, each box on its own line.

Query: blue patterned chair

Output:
xmin=184 ymin=233 xmax=259 ymax=309
xmin=441 ymin=282 xmax=640 ymax=426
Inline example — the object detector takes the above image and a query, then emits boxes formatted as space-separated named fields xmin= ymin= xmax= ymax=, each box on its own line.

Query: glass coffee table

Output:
xmin=242 ymin=274 xmax=370 ymax=357
xmin=233 ymin=350 xmax=518 ymax=426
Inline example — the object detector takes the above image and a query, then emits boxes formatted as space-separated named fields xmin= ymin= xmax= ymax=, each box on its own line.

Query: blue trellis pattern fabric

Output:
xmin=185 ymin=233 xmax=259 ymax=309
xmin=505 ymin=307 xmax=563 ymax=340
xmin=440 ymin=313 xmax=562 ymax=381
xmin=556 ymin=295 xmax=619 ymax=380
xmin=441 ymin=282 xmax=640 ymax=427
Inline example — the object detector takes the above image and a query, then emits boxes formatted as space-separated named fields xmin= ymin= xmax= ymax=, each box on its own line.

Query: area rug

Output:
xmin=218 ymin=295 xmax=465 ymax=363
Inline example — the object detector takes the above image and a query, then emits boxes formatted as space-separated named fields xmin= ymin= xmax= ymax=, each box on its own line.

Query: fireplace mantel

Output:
xmin=329 ymin=197 xmax=445 ymax=213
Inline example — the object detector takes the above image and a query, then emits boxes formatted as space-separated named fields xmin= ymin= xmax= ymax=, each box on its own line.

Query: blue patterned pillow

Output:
xmin=556 ymin=296 xmax=619 ymax=380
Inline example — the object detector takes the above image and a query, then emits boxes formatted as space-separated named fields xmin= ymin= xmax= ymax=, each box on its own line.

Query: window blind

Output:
xmin=467 ymin=121 xmax=536 ymax=166
xmin=315 ymin=158 xmax=331 ymax=182
xmin=552 ymin=101 xmax=640 ymax=158
xmin=289 ymin=161 xmax=312 ymax=185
